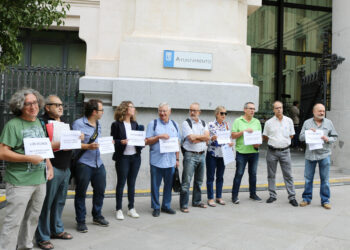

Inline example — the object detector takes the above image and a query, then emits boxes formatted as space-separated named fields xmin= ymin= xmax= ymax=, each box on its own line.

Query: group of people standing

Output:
xmin=0 ymin=88 xmax=338 ymax=250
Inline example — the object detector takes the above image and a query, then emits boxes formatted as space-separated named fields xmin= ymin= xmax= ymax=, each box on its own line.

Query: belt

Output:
xmin=186 ymin=151 xmax=205 ymax=155
xmin=268 ymin=145 xmax=290 ymax=151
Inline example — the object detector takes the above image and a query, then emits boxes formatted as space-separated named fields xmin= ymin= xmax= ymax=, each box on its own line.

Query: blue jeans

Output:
xmin=206 ymin=153 xmax=225 ymax=200
xmin=180 ymin=152 xmax=205 ymax=208
xmin=232 ymin=152 xmax=259 ymax=199
xmin=150 ymin=165 xmax=175 ymax=210
xmin=36 ymin=167 xmax=70 ymax=242
xmin=115 ymin=154 xmax=141 ymax=210
xmin=302 ymin=156 xmax=330 ymax=204
xmin=74 ymin=163 xmax=106 ymax=223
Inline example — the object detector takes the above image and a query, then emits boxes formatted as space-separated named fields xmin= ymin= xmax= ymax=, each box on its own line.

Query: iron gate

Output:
xmin=0 ymin=66 xmax=85 ymax=188
xmin=300 ymin=29 xmax=344 ymax=126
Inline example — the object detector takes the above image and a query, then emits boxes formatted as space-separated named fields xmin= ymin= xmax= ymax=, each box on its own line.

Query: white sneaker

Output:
xmin=116 ymin=210 xmax=124 ymax=220
xmin=127 ymin=208 xmax=140 ymax=218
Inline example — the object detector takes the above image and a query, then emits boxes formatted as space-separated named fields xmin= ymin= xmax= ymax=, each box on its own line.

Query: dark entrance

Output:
xmin=300 ymin=30 xmax=345 ymax=125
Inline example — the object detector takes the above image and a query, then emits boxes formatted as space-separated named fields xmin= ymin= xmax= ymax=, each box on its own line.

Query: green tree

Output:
xmin=0 ymin=0 xmax=70 ymax=69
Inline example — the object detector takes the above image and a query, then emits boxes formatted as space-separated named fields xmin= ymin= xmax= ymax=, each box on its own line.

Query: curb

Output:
xmin=1 ymin=178 xmax=350 ymax=207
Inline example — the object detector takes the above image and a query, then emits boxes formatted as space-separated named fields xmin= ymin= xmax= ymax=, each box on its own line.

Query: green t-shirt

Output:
xmin=231 ymin=116 xmax=262 ymax=154
xmin=0 ymin=117 xmax=46 ymax=185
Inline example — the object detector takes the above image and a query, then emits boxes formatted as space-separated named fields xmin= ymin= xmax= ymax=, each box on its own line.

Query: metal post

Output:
xmin=276 ymin=0 xmax=284 ymax=100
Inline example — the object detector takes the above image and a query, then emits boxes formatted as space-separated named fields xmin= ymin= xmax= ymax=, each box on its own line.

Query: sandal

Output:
xmin=38 ymin=241 xmax=54 ymax=250
xmin=207 ymin=200 xmax=216 ymax=207
xmin=216 ymin=199 xmax=226 ymax=205
xmin=180 ymin=207 xmax=190 ymax=213
xmin=51 ymin=232 xmax=73 ymax=240
xmin=193 ymin=202 xmax=207 ymax=208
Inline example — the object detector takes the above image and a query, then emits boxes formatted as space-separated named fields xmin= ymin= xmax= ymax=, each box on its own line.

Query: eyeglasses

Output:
xmin=97 ymin=109 xmax=104 ymax=112
xmin=220 ymin=112 xmax=228 ymax=116
xmin=47 ymin=103 xmax=63 ymax=108
xmin=24 ymin=101 xmax=38 ymax=107
xmin=158 ymin=110 xmax=168 ymax=113
xmin=189 ymin=109 xmax=200 ymax=113
xmin=245 ymin=108 xmax=255 ymax=110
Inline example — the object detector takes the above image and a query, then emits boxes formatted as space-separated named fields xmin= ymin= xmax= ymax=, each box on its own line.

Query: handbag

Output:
xmin=172 ymin=167 xmax=182 ymax=192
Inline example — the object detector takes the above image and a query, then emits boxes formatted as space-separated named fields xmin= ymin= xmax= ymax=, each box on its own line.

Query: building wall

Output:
xmin=329 ymin=0 xmax=350 ymax=170
xmin=58 ymin=0 xmax=262 ymax=190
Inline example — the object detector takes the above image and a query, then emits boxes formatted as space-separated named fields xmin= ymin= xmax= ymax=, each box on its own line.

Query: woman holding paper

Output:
xmin=206 ymin=106 xmax=234 ymax=207
xmin=111 ymin=101 xmax=143 ymax=220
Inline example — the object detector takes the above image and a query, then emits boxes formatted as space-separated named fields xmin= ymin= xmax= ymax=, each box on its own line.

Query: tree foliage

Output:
xmin=0 ymin=0 xmax=70 ymax=69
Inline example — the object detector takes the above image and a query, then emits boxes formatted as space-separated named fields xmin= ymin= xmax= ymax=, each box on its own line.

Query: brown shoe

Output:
xmin=322 ymin=203 xmax=331 ymax=210
xmin=299 ymin=201 xmax=310 ymax=207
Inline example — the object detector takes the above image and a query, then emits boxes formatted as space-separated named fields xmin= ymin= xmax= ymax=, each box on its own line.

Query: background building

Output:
xmin=248 ymin=0 xmax=332 ymax=120
xmin=2 ymin=0 xmax=349 ymax=190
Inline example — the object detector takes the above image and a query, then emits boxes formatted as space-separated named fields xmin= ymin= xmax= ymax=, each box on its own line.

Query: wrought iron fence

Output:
xmin=0 ymin=66 xmax=85 ymax=188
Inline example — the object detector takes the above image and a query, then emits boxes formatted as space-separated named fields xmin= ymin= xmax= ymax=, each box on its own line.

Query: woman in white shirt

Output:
xmin=111 ymin=101 xmax=143 ymax=220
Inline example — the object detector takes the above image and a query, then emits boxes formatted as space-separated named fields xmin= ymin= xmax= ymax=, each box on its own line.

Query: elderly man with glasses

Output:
xmin=231 ymin=102 xmax=262 ymax=204
xmin=35 ymin=95 xmax=74 ymax=249
xmin=179 ymin=103 xmax=209 ymax=213
xmin=146 ymin=103 xmax=181 ymax=217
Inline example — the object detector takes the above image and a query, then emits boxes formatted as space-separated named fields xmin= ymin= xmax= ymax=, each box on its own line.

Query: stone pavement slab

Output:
xmin=1 ymin=184 xmax=349 ymax=250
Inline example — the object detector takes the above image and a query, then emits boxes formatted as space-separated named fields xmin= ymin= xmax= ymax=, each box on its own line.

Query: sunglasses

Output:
xmin=220 ymin=112 xmax=228 ymax=116
xmin=47 ymin=103 xmax=63 ymax=108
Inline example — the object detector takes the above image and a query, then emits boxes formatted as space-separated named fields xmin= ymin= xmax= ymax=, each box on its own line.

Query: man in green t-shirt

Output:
xmin=0 ymin=88 xmax=54 ymax=250
xmin=231 ymin=102 xmax=262 ymax=204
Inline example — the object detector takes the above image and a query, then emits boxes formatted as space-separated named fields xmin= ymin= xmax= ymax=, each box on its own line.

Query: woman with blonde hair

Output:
xmin=111 ymin=101 xmax=143 ymax=220
xmin=206 ymin=106 xmax=234 ymax=207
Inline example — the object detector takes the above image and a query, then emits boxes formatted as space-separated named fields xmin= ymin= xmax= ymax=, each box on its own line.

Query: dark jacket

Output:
xmin=40 ymin=113 xmax=72 ymax=170
xmin=111 ymin=120 xmax=143 ymax=165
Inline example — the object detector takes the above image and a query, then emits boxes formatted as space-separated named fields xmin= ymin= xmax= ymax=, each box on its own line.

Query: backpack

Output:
xmin=181 ymin=118 xmax=206 ymax=155
xmin=153 ymin=119 xmax=178 ymax=132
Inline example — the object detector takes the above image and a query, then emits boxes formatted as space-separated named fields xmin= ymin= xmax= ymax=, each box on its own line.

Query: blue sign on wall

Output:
xmin=163 ymin=50 xmax=212 ymax=70
xmin=163 ymin=50 xmax=175 ymax=68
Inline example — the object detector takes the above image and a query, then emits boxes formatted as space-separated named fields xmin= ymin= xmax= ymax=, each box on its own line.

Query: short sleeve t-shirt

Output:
xmin=0 ymin=117 xmax=46 ymax=185
xmin=232 ymin=116 xmax=262 ymax=154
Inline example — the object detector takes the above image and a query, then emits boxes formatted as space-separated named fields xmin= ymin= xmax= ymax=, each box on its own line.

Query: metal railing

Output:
xmin=0 ymin=66 xmax=85 ymax=188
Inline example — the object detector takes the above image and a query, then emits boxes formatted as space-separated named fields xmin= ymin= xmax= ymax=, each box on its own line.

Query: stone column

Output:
xmin=328 ymin=0 xmax=350 ymax=170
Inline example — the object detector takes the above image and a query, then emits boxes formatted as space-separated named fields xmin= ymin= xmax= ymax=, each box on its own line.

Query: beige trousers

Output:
xmin=0 ymin=183 xmax=46 ymax=250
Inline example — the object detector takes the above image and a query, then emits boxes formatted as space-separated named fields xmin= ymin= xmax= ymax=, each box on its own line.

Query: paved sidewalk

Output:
xmin=1 ymin=184 xmax=350 ymax=250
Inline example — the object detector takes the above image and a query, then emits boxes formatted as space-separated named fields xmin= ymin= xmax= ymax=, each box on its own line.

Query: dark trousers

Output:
xmin=206 ymin=153 xmax=225 ymax=199
xmin=74 ymin=163 xmax=106 ymax=223
xmin=115 ymin=154 xmax=141 ymax=210
xmin=36 ymin=167 xmax=70 ymax=242
xmin=232 ymin=152 xmax=259 ymax=199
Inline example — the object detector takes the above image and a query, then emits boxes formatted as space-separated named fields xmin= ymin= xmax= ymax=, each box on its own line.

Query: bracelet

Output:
xmin=176 ymin=159 xmax=179 ymax=161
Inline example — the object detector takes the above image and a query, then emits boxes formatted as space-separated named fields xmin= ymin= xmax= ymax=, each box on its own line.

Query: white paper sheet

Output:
xmin=159 ymin=137 xmax=179 ymax=153
xmin=98 ymin=136 xmax=115 ymax=154
xmin=222 ymin=144 xmax=235 ymax=165
xmin=127 ymin=130 xmax=146 ymax=146
xmin=23 ymin=137 xmax=54 ymax=159
xmin=243 ymin=131 xmax=262 ymax=145
xmin=60 ymin=130 xmax=82 ymax=150
xmin=52 ymin=121 xmax=70 ymax=142
xmin=305 ymin=130 xmax=324 ymax=144
xmin=309 ymin=143 xmax=323 ymax=150
xmin=216 ymin=130 xmax=231 ymax=145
